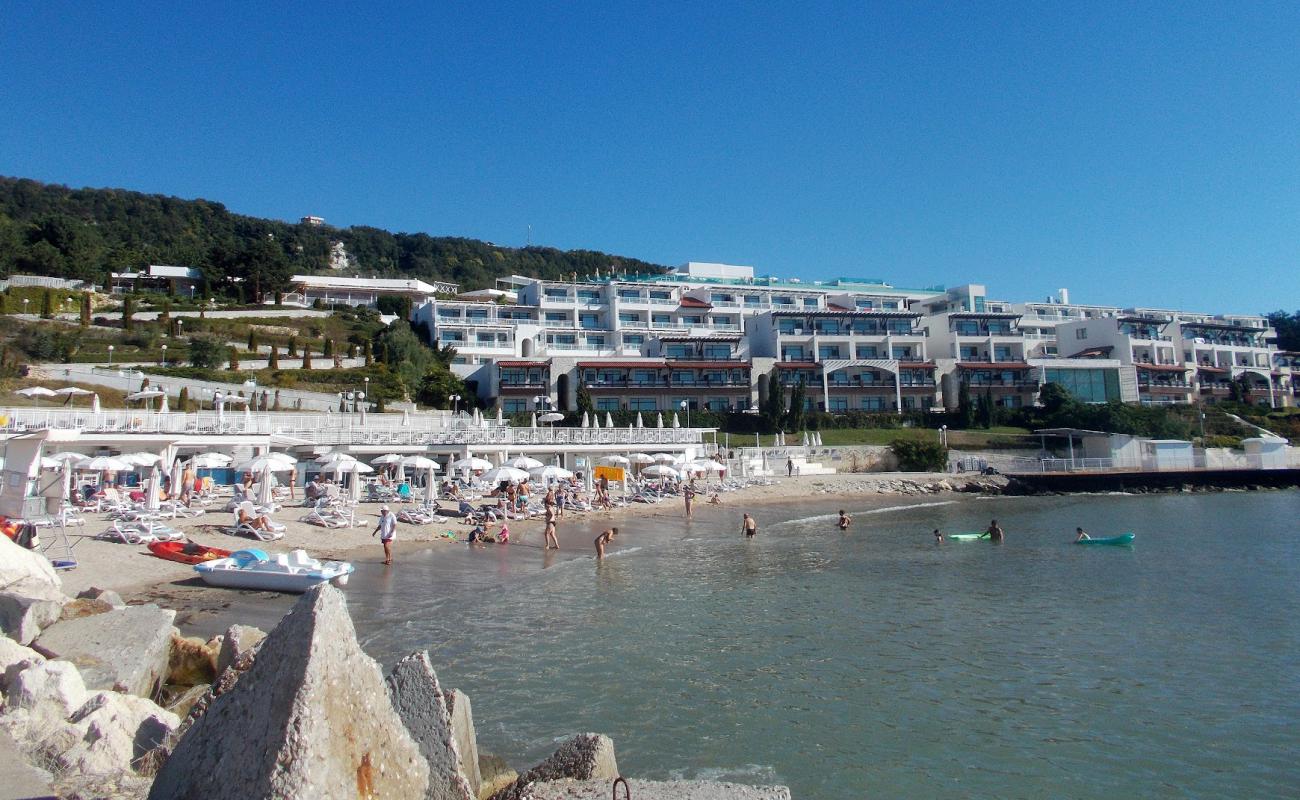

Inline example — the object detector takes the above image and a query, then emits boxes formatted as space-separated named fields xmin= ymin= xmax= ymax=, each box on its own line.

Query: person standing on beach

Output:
xmin=741 ymin=513 xmax=758 ymax=538
xmin=983 ymin=519 xmax=1004 ymax=542
xmin=594 ymin=527 xmax=618 ymax=559
xmin=180 ymin=462 xmax=195 ymax=506
xmin=787 ymin=457 xmax=794 ymax=477
xmin=372 ymin=505 xmax=396 ymax=565
xmin=684 ymin=480 xmax=697 ymax=520
xmin=543 ymin=502 xmax=560 ymax=550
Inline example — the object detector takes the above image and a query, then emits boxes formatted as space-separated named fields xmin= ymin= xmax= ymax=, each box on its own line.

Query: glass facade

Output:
xmin=1044 ymin=367 xmax=1120 ymax=403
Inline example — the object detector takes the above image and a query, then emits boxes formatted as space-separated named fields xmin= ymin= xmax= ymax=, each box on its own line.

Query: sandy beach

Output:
xmin=50 ymin=471 xmax=1001 ymax=635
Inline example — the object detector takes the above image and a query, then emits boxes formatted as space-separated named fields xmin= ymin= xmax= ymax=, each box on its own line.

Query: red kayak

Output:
xmin=147 ymin=541 xmax=233 ymax=565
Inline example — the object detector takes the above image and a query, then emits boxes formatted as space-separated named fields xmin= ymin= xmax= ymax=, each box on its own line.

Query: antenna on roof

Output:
xmin=526 ymin=225 xmax=531 ymax=247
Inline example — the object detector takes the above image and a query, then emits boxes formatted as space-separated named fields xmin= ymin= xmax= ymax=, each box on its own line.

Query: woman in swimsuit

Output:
xmin=594 ymin=527 xmax=618 ymax=559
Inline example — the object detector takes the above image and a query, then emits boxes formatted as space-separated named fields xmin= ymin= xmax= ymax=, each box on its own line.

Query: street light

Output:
xmin=939 ymin=424 xmax=948 ymax=447
xmin=21 ymin=298 xmax=29 ymax=316
xmin=176 ymin=318 xmax=183 ymax=337
xmin=533 ymin=394 xmax=551 ymax=412
xmin=680 ymin=399 xmax=691 ymax=429
xmin=160 ymin=344 xmax=167 ymax=366
xmin=363 ymin=377 xmax=370 ymax=412
xmin=107 ymin=345 xmax=115 ymax=366
xmin=450 ymin=394 xmax=461 ymax=414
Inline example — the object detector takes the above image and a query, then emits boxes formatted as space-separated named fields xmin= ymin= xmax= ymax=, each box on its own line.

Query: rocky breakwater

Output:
xmin=808 ymin=473 xmax=1006 ymax=497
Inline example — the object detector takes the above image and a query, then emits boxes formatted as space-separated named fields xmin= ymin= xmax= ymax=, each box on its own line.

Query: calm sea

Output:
xmin=341 ymin=490 xmax=1300 ymax=799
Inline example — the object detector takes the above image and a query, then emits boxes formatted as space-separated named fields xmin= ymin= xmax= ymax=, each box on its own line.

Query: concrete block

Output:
xmin=147 ymin=585 xmax=429 ymax=800
xmin=0 ymin=592 xmax=64 ymax=646
xmin=35 ymin=604 xmax=176 ymax=698
xmin=387 ymin=651 xmax=474 ymax=800
xmin=55 ymin=691 xmax=179 ymax=777
xmin=214 ymin=624 xmax=266 ymax=676
xmin=75 ymin=587 xmax=126 ymax=609
xmin=492 ymin=734 xmax=618 ymax=800
xmin=445 ymin=688 xmax=482 ymax=797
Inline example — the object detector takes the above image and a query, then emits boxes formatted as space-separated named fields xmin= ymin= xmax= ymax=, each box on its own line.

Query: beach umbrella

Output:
xmin=600 ymin=455 xmax=630 ymax=466
xmin=169 ymin=459 xmax=182 ymax=499
xmin=592 ymin=416 xmax=601 ymax=430
xmin=451 ymin=457 xmax=493 ymax=471
xmin=17 ymin=386 xmax=58 ymax=400
xmin=39 ymin=456 xmax=66 ymax=470
xmin=91 ymin=393 xmax=100 ymax=413
xmin=338 ymin=460 xmax=374 ymax=502
xmin=372 ymin=453 xmax=404 ymax=465
xmin=401 ymin=456 xmax=440 ymax=506
xmin=628 ymin=453 xmax=655 ymax=465
xmin=539 ymin=412 xmax=564 ymax=425
xmin=802 ymin=432 xmax=809 ymax=447
xmin=47 ymin=452 xmax=89 ymax=466
xmin=146 ymin=465 xmax=161 ymax=510
xmin=265 ymin=452 xmax=298 ymax=467
xmin=482 ymin=466 xmax=529 ymax=485
xmin=642 ymin=464 xmax=679 ymax=478
xmin=652 ymin=452 xmax=677 ymax=463
xmin=315 ymin=452 xmax=356 ymax=465
xmin=54 ymin=387 xmax=94 ymax=407
xmin=190 ymin=452 xmax=231 ymax=469
xmin=395 ymin=461 xmax=407 ymax=484
xmin=158 ymin=393 xmax=169 ymax=414
xmin=656 ymin=413 xmax=664 ymax=428
xmin=222 ymin=394 xmax=249 ymax=405
xmin=530 ymin=412 xmax=537 ymax=429
xmin=530 ymin=465 xmax=574 ymax=484
xmin=508 ymin=456 xmax=544 ymax=470
xmin=81 ymin=455 xmax=132 ymax=473
xmin=120 ymin=452 xmax=163 ymax=467
xmin=605 ymin=412 xmax=614 ymax=428
xmin=636 ymin=412 xmax=644 ymax=428
xmin=496 ymin=407 xmax=503 ymax=424
xmin=402 ymin=408 xmax=411 ymax=426
xmin=691 ymin=460 xmax=726 ymax=474
xmin=581 ymin=412 xmax=590 ymax=428
xmin=237 ymin=454 xmax=295 ymax=473
xmin=126 ymin=389 xmax=164 ymax=402
xmin=672 ymin=413 xmax=680 ymax=428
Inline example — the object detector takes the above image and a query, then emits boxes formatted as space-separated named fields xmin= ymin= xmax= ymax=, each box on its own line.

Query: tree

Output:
xmin=302 ymin=347 xmax=312 ymax=370
xmin=1038 ymin=382 xmax=1075 ymax=420
xmin=762 ymin=368 xmax=787 ymax=432
xmin=363 ymin=340 xmax=373 ymax=366
xmin=178 ymin=386 xmax=189 ymax=411
xmin=416 ymin=365 xmax=468 ymax=408
xmin=229 ymin=349 xmax=240 ymax=371
xmin=1266 ymin=310 xmax=1300 ymax=351
xmin=273 ymin=389 xmax=282 ymax=411
xmin=187 ymin=336 xmax=228 ymax=369
xmin=956 ymin=380 xmax=975 ymax=429
xmin=323 ymin=338 xmax=334 ymax=359
xmin=786 ymin=377 xmax=807 ymax=432
xmin=890 ymin=439 xmax=949 ymax=472
xmin=267 ymin=345 xmax=279 ymax=369
xmin=79 ymin=292 xmax=91 ymax=327
xmin=576 ymin=383 xmax=595 ymax=417
xmin=158 ymin=299 xmax=170 ymax=329
xmin=122 ymin=295 xmax=135 ymax=332
xmin=39 ymin=291 xmax=54 ymax=319
xmin=248 ymin=329 xmax=259 ymax=352
xmin=287 ymin=335 xmax=298 ymax=357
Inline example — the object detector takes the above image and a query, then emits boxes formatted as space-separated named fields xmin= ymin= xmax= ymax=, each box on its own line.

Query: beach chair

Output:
xmin=395 ymin=483 xmax=413 ymax=503
xmin=160 ymin=499 xmax=205 ymax=518
xmin=95 ymin=520 xmax=161 ymax=545
xmin=300 ymin=499 xmax=352 ymax=529
xmin=227 ymin=501 xmax=286 ymax=541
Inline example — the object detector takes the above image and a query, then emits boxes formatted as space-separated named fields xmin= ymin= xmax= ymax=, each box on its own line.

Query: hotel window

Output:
xmin=476 ymin=332 xmax=496 ymax=343
xmin=674 ymin=398 xmax=698 ymax=411
xmin=617 ymin=290 xmax=642 ymax=300
xmin=892 ymin=347 xmax=912 ymax=360
xmin=803 ymin=298 xmax=819 ymax=307
xmin=671 ymin=371 xmax=696 ymax=385
xmin=703 ymin=371 xmax=725 ymax=384
xmin=994 ymin=346 xmax=1012 ymax=361
xmin=955 ymin=321 xmax=980 ymax=335
xmin=595 ymin=398 xmax=620 ymax=411
xmin=544 ymin=312 xmax=568 ymax=323
xmin=666 ymin=345 xmax=693 ymax=359
xmin=814 ymin=320 xmax=842 ymax=334
xmin=773 ymin=296 xmax=794 ymax=306
xmin=577 ymin=290 xmax=600 ymax=302
xmin=466 ymin=309 xmax=488 ymax=320
xmin=544 ymin=289 xmax=569 ymax=299
xmin=629 ymin=398 xmax=657 ymax=410
xmin=502 ymin=399 xmax=527 ymax=413
xmin=744 ymin=295 xmax=762 ymax=305
xmin=618 ymin=312 xmax=641 ymax=323
xmin=652 ymin=314 xmax=671 ymax=325
xmin=887 ymin=321 xmax=913 ymax=334
xmin=777 ymin=319 xmax=799 ymax=334
xmin=829 ymin=397 xmax=848 ymax=412
xmin=856 ymin=345 xmax=878 ymax=358
xmin=782 ymin=346 xmax=806 ymax=361
xmin=682 ymin=315 xmax=703 ymax=324
xmin=550 ymin=334 xmax=576 ymax=346
xmin=585 ymin=336 xmax=605 ymax=348
xmin=861 ymin=397 xmax=886 ymax=411
xmin=705 ymin=398 xmax=730 ymax=411
xmin=1076 ymin=329 xmax=1088 ymax=339
xmin=579 ymin=314 xmax=601 ymax=329
xmin=856 ymin=299 xmax=875 ymax=309
xmin=437 ymin=309 xmax=461 ymax=318
xmin=623 ymin=334 xmax=645 ymax=347
xmin=632 ymin=370 xmax=660 ymax=385
xmin=649 ymin=291 xmax=672 ymax=302
xmin=703 ymin=345 xmax=732 ymax=359
xmin=818 ymin=345 xmax=841 ymax=359
xmin=710 ymin=293 xmax=733 ymax=303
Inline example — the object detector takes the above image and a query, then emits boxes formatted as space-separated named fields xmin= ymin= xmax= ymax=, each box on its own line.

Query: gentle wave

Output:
xmin=774 ymin=500 xmax=958 ymax=527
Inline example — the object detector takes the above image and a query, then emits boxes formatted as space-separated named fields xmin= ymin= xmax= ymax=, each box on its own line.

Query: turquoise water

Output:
xmin=347 ymin=491 xmax=1300 ymax=798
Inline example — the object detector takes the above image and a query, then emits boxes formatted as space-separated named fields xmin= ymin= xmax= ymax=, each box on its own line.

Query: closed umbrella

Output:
xmin=481 ymin=466 xmax=529 ymax=485
xmin=159 ymin=393 xmax=170 ymax=414
xmin=496 ymin=407 xmax=503 ymax=424
xmin=581 ymin=412 xmax=590 ymax=428
xmin=169 ymin=460 xmax=182 ymax=501
xmin=146 ymin=465 xmax=161 ymax=510
xmin=508 ymin=456 xmax=544 ymax=470
xmin=530 ymin=412 xmax=537 ymax=429
xmin=395 ymin=461 xmax=406 ymax=485
xmin=91 ymin=393 xmax=100 ymax=413
xmin=340 ymin=461 xmax=374 ymax=503
xmin=656 ymin=413 xmax=664 ymax=428
xmin=238 ymin=455 xmax=295 ymax=508
xmin=672 ymin=413 xmax=680 ymax=428
xmin=592 ymin=416 xmax=600 ymax=430
xmin=636 ymin=412 xmax=644 ymax=428
xmin=605 ymin=412 xmax=614 ymax=428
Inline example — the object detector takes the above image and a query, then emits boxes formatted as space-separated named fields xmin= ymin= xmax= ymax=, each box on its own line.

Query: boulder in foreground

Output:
xmin=35 ymin=604 xmax=176 ymax=698
xmin=491 ymin=733 xmax=618 ymax=800
xmin=386 ymin=651 xmax=474 ymax=800
xmin=147 ymin=584 xmax=429 ymax=800
xmin=0 ymin=534 xmax=63 ymax=602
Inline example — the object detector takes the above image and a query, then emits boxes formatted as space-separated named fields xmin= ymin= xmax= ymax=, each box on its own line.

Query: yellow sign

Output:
xmin=593 ymin=465 xmax=624 ymax=483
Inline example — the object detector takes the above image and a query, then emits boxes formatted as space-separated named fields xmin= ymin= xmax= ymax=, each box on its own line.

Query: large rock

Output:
xmin=525 ymin=779 xmax=792 ymax=799
xmin=147 ymin=585 xmax=429 ymax=800
xmin=444 ymin=688 xmax=482 ymax=796
xmin=0 ymin=591 xmax=65 ymax=645
xmin=492 ymin=734 xmax=618 ymax=800
xmin=35 ymin=605 xmax=176 ymax=698
xmin=166 ymin=632 xmax=217 ymax=687
xmin=0 ymin=534 xmax=62 ymax=602
xmin=387 ymin=652 xmax=474 ymax=800
xmin=51 ymin=691 xmax=179 ymax=777
xmin=0 ymin=728 xmax=53 ymax=800
xmin=0 ymin=636 xmax=44 ymax=692
xmin=75 ymin=587 xmax=126 ymax=609
xmin=214 ymin=624 xmax=266 ymax=675
xmin=1 ymin=659 xmax=87 ymax=744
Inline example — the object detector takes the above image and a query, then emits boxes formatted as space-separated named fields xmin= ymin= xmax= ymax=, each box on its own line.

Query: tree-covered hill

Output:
xmin=0 ymin=176 xmax=669 ymax=300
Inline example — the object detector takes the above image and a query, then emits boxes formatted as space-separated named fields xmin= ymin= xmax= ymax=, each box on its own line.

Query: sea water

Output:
xmin=345 ymin=491 xmax=1300 ymax=799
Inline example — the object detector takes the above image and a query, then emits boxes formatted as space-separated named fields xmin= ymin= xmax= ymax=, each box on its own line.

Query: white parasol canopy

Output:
xmin=371 ymin=454 xmax=404 ymax=465
xmin=481 ymin=466 xmax=530 ymax=484
xmin=652 ymin=452 xmax=677 ymax=463
xmin=47 ymin=452 xmax=89 ymax=465
xmin=238 ymin=455 xmax=295 ymax=473
xmin=315 ymin=452 xmax=356 ymax=466
xmin=600 ymin=455 xmax=630 ymax=466
xmin=81 ymin=455 xmax=132 ymax=472
xmin=126 ymin=389 xmax=165 ymax=402
xmin=451 ymin=457 xmax=492 ymax=471
xmin=120 ymin=452 xmax=163 ymax=467
xmin=530 ymin=465 xmax=573 ymax=483
xmin=642 ymin=464 xmax=679 ymax=478
xmin=507 ymin=456 xmax=544 ymax=470
xmin=16 ymin=386 xmax=58 ymax=398
xmin=401 ymin=456 xmax=440 ymax=507
xmin=54 ymin=387 xmax=94 ymax=396
xmin=690 ymin=460 xmax=726 ymax=473
xmin=538 ymin=412 xmax=564 ymax=424
xmin=190 ymin=452 xmax=232 ymax=469
xmin=628 ymin=453 xmax=655 ymax=465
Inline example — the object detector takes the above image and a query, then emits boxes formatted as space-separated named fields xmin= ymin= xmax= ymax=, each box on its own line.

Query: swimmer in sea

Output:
xmin=741 ymin=513 xmax=757 ymax=538
xmin=838 ymin=510 xmax=852 ymax=531
xmin=933 ymin=528 xmax=943 ymax=543
xmin=1075 ymin=527 xmax=1090 ymax=542
xmin=594 ymin=527 xmax=618 ymax=559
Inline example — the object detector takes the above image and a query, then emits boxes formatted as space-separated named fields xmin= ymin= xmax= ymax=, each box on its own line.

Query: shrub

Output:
xmin=890 ymin=439 xmax=948 ymax=472
xmin=187 ymin=336 xmax=228 ymax=369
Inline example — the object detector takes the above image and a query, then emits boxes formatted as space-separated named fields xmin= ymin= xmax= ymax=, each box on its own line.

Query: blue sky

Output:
xmin=3 ymin=2 xmax=1298 ymax=314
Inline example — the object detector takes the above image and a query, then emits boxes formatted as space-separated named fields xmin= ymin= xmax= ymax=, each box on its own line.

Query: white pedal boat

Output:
xmin=194 ymin=548 xmax=354 ymax=592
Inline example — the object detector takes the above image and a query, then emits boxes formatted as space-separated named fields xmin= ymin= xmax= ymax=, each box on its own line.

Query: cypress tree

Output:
xmin=248 ymin=329 xmax=259 ymax=352
xmin=80 ymin=293 xmax=91 ymax=327
xmin=267 ymin=346 xmax=279 ymax=368
xmin=40 ymin=291 xmax=54 ymax=319
xmin=287 ymin=335 xmax=298 ymax=357
xmin=122 ymin=296 xmax=135 ymax=331
xmin=302 ymin=348 xmax=312 ymax=370
xmin=323 ymin=339 xmax=334 ymax=359
xmin=178 ymin=386 xmax=189 ymax=411
xmin=229 ymin=350 xmax=240 ymax=371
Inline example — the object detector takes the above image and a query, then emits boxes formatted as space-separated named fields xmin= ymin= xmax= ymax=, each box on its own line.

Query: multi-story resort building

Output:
xmin=409 ymin=262 xmax=1289 ymax=413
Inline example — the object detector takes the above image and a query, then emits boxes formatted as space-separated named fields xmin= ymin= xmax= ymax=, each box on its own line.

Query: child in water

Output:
xmin=838 ymin=510 xmax=852 ymax=530
xmin=497 ymin=523 xmax=510 ymax=544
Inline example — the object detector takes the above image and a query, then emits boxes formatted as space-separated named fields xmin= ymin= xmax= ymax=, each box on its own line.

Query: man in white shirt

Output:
xmin=372 ymin=505 xmax=396 ymax=565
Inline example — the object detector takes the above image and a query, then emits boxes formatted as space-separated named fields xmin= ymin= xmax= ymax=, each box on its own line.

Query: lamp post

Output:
xmin=939 ymin=424 xmax=948 ymax=447
xmin=22 ymin=298 xmax=29 ymax=316
xmin=107 ymin=345 xmax=114 ymax=366
xmin=450 ymin=394 xmax=461 ymax=414
xmin=176 ymin=318 xmax=183 ymax=337
xmin=160 ymin=344 xmax=167 ymax=367
xmin=363 ymin=377 xmax=370 ymax=412
xmin=680 ymin=399 xmax=690 ymax=429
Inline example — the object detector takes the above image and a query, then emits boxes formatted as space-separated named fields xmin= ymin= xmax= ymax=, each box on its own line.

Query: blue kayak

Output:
xmin=1075 ymin=533 xmax=1135 ymax=546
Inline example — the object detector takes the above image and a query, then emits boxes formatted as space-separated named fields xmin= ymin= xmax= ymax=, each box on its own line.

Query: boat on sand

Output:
xmin=194 ymin=548 xmax=354 ymax=592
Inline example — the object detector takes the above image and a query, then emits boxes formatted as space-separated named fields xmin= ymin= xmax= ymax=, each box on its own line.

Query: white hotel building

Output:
xmin=410 ymin=262 xmax=1290 ymax=413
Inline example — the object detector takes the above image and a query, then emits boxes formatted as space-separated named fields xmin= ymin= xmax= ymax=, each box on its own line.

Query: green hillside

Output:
xmin=0 ymin=176 xmax=669 ymax=300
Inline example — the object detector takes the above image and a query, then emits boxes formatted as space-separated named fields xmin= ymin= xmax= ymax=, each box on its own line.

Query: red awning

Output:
xmin=1196 ymin=365 xmax=1228 ymax=374
xmin=577 ymin=361 xmax=666 ymax=369
xmin=665 ymin=361 xmax=751 ymax=370
xmin=678 ymin=296 xmax=712 ymax=308
xmin=957 ymin=361 xmax=1031 ymax=370
xmin=1135 ymin=363 xmax=1188 ymax=373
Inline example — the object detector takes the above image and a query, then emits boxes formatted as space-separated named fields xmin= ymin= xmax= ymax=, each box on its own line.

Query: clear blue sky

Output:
xmin=3 ymin=2 xmax=1298 ymax=314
